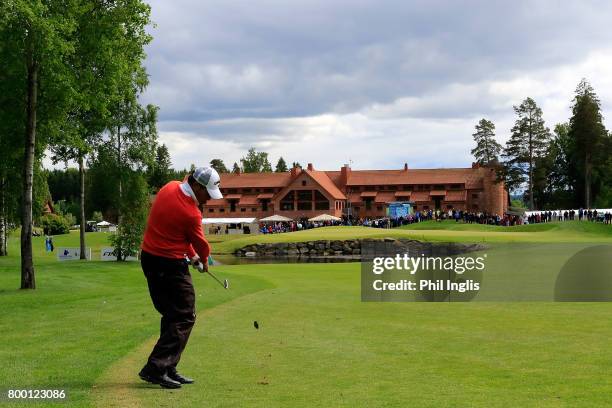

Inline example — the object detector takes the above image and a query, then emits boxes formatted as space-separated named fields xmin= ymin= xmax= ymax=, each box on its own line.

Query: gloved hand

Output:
xmin=193 ymin=260 xmax=205 ymax=273
xmin=191 ymin=256 xmax=208 ymax=273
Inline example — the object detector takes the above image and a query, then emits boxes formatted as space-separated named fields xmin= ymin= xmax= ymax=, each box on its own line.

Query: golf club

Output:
xmin=206 ymin=269 xmax=229 ymax=289
xmin=185 ymin=256 xmax=229 ymax=289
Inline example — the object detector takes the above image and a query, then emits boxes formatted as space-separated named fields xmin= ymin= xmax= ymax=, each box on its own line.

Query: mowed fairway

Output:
xmin=1 ymin=223 xmax=612 ymax=407
xmin=0 ymin=232 xmax=271 ymax=408
xmin=95 ymin=262 xmax=612 ymax=408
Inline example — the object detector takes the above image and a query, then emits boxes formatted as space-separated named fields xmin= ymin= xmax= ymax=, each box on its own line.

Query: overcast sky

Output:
xmin=140 ymin=0 xmax=612 ymax=171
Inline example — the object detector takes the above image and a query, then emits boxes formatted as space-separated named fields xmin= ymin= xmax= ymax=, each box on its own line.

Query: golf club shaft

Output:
xmin=184 ymin=255 xmax=228 ymax=288
xmin=205 ymin=269 xmax=226 ymax=288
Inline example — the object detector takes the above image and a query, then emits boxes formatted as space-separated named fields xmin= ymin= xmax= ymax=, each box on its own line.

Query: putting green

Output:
xmin=92 ymin=261 xmax=612 ymax=407
xmin=213 ymin=221 xmax=612 ymax=254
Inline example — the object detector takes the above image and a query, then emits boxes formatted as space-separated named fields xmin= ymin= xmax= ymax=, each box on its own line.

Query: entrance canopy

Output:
xmin=202 ymin=217 xmax=257 ymax=224
xmin=260 ymin=215 xmax=293 ymax=222
xmin=308 ymin=214 xmax=341 ymax=222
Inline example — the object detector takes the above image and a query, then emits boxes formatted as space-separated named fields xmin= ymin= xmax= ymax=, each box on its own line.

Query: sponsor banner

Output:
xmin=100 ymin=247 xmax=138 ymax=262
xmin=57 ymin=247 xmax=91 ymax=261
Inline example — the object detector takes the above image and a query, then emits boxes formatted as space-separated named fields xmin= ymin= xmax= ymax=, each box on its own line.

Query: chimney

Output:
xmin=307 ymin=163 xmax=314 ymax=171
xmin=340 ymin=163 xmax=351 ymax=186
xmin=404 ymin=163 xmax=408 ymax=171
xmin=291 ymin=164 xmax=301 ymax=178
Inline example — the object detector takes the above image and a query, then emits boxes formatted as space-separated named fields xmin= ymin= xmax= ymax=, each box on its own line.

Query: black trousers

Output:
xmin=141 ymin=251 xmax=196 ymax=374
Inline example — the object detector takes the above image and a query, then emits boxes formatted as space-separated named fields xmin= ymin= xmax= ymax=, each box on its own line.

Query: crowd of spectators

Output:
xmin=254 ymin=207 xmax=612 ymax=235
xmin=259 ymin=220 xmax=343 ymax=234
xmin=526 ymin=208 xmax=612 ymax=224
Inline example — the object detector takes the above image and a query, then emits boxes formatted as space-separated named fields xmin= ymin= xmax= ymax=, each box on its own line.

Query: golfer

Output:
xmin=138 ymin=166 xmax=222 ymax=389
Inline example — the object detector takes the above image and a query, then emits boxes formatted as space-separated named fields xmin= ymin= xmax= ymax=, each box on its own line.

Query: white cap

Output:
xmin=193 ymin=167 xmax=223 ymax=199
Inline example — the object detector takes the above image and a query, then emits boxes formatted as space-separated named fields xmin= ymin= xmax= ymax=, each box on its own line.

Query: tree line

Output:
xmin=471 ymin=79 xmax=612 ymax=210
xmin=45 ymin=147 xmax=297 ymax=224
xmin=0 ymin=0 xmax=157 ymax=289
xmin=209 ymin=148 xmax=293 ymax=174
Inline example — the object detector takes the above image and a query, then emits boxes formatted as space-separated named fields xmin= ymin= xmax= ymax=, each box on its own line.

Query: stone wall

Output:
xmin=235 ymin=239 xmax=362 ymax=257
xmin=234 ymin=238 xmax=486 ymax=258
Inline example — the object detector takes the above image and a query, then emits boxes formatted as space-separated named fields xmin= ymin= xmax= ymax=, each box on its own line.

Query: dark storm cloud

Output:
xmin=134 ymin=0 xmax=612 ymax=170
xmin=142 ymin=0 xmax=612 ymax=123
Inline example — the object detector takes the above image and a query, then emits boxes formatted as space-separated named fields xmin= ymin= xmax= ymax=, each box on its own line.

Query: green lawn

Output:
xmin=213 ymin=221 xmax=612 ymax=254
xmin=1 ymin=224 xmax=612 ymax=407
xmin=0 ymin=232 xmax=271 ymax=407
xmin=95 ymin=261 xmax=612 ymax=407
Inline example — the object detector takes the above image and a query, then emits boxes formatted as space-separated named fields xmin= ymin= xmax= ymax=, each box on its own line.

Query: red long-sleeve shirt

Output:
xmin=141 ymin=181 xmax=210 ymax=260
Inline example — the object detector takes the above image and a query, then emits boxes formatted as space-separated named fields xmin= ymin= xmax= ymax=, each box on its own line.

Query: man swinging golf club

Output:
xmin=138 ymin=166 xmax=222 ymax=389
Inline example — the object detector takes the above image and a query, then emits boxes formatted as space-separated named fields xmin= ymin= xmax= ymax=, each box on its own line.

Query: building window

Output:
xmin=365 ymin=199 xmax=372 ymax=210
xmin=472 ymin=193 xmax=479 ymax=199
xmin=219 ymin=208 xmax=225 ymax=213
xmin=447 ymin=205 xmax=453 ymax=209
xmin=451 ymin=184 xmax=462 ymax=190
xmin=229 ymin=189 xmax=237 ymax=194
xmin=314 ymin=190 xmax=329 ymax=210
xmin=264 ymin=188 xmax=273 ymax=193
xmin=240 ymin=208 xmax=246 ymax=212
xmin=297 ymin=190 xmax=312 ymax=210
xmin=301 ymin=180 xmax=307 ymax=186
xmin=261 ymin=199 xmax=269 ymax=211
xmin=251 ymin=208 xmax=256 ymax=212
xmin=377 ymin=206 xmax=383 ymax=211
xmin=280 ymin=191 xmax=295 ymax=211
xmin=208 ymin=208 xmax=214 ymax=213
xmin=423 ymin=205 xmax=429 ymax=210
xmin=230 ymin=201 xmax=237 ymax=212
xmin=354 ymin=206 xmax=360 ymax=212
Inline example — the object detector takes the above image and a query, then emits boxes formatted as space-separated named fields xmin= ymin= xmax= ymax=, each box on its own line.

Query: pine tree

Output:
xmin=240 ymin=148 xmax=272 ymax=173
xmin=568 ymin=79 xmax=608 ymax=208
xmin=210 ymin=159 xmax=229 ymax=173
xmin=262 ymin=158 xmax=273 ymax=172
xmin=471 ymin=119 xmax=502 ymax=165
xmin=148 ymin=144 xmax=172 ymax=191
xmin=275 ymin=157 xmax=288 ymax=172
xmin=502 ymin=97 xmax=551 ymax=210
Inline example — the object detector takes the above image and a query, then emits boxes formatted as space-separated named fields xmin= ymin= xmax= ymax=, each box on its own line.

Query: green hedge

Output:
xmin=39 ymin=213 xmax=71 ymax=235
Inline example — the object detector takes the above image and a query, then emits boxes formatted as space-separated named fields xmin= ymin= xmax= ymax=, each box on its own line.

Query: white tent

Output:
xmin=308 ymin=214 xmax=341 ymax=222
xmin=260 ymin=215 xmax=293 ymax=222
xmin=96 ymin=220 xmax=112 ymax=226
xmin=202 ymin=217 xmax=257 ymax=224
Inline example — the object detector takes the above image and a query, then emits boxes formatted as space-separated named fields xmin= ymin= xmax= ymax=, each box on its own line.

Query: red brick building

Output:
xmin=204 ymin=163 xmax=507 ymax=219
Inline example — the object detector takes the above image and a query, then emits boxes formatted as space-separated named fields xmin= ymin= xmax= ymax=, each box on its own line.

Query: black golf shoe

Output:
xmin=168 ymin=370 xmax=194 ymax=384
xmin=139 ymin=366 xmax=182 ymax=389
